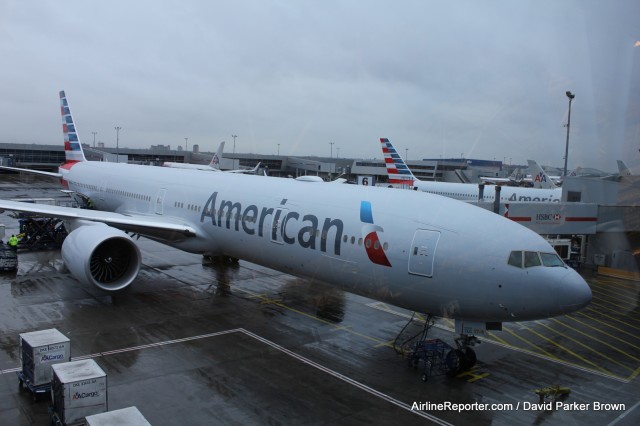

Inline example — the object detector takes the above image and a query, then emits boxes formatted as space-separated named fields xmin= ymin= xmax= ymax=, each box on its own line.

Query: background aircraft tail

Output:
xmin=526 ymin=160 xmax=556 ymax=189
xmin=617 ymin=160 xmax=632 ymax=176
xmin=380 ymin=138 xmax=416 ymax=187
xmin=508 ymin=167 xmax=525 ymax=183
xmin=60 ymin=91 xmax=87 ymax=164
xmin=209 ymin=141 xmax=224 ymax=169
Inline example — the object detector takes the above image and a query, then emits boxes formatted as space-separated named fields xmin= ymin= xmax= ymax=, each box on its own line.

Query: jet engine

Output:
xmin=61 ymin=223 xmax=141 ymax=291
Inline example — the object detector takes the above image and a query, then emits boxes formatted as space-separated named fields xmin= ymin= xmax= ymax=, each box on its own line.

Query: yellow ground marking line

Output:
xmin=584 ymin=305 xmax=640 ymax=329
xmin=486 ymin=331 xmax=510 ymax=346
xmin=456 ymin=367 xmax=490 ymax=382
xmin=574 ymin=311 xmax=640 ymax=342
xmin=589 ymin=286 xmax=639 ymax=306
xmin=552 ymin=317 xmax=640 ymax=362
xmin=238 ymin=287 xmax=392 ymax=348
xmin=563 ymin=315 xmax=640 ymax=353
xmin=537 ymin=321 xmax=634 ymax=374
xmin=502 ymin=326 xmax=558 ymax=359
xmin=521 ymin=323 xmax=611 ymax=375
xmin=365 ymin=303 xmax=633 ymax=381
xmin=588 ymin=299 xmax=640 ymax=322
xmin=592 ymin=277 xmax=640 ymax=290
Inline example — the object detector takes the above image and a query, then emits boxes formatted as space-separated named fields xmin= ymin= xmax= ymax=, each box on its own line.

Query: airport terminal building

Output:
xmin=0 ymin=142 xmax=638 ymax=278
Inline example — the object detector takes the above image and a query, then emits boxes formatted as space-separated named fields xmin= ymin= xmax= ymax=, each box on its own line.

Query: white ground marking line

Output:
xmin=1 ymin=328 xmax=452 ymax=425
xmin=607 ymin=399 xmax=640 ymax=426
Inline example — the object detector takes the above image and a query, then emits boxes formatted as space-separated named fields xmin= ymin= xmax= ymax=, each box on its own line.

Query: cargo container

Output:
xmin=85 ymin=406 xmax=151 ymax=426
xmin=19 ymin=328 xmax=70 ymax=387
xmin=51 ymin=359 xmax=107 ymax=425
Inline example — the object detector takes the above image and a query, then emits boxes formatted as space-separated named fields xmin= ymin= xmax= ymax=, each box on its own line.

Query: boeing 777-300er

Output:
xmin=162 ymin=141 xmax=261 ymax=174
xmin=381 ymin=138 xmax=563 ymax=203
xmin=0 ymin=93 xmax=591 ymax=373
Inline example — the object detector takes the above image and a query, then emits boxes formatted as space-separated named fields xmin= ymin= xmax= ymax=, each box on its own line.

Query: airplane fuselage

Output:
xmin=60 ymin=161 xmax=589 ymax=323
xmin=414 ymin=180 xmax=562 ymax=203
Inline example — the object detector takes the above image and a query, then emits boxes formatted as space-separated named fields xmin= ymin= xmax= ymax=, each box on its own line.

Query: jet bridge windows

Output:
xmin=508 ymin=251 xmax=565 ymax=269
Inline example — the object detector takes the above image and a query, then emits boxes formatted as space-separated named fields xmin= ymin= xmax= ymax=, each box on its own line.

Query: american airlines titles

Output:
xmin=200 ymin=192 xmax=344 ymax=255
xmin=507 ymin=193 xmax=559 ymax=202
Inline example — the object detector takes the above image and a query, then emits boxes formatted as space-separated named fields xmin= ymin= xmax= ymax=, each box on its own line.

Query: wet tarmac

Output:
xmin=0 ymin=175 xmax=639 ymax=425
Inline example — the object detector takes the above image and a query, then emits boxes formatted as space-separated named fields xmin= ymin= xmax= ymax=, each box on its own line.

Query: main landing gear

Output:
xmin=394 ymin=313 xmax=479 ymax=381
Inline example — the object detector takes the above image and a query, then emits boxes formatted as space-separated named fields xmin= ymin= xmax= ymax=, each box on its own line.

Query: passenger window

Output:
xmin=508 ymin=251 xmax=522 ymax=268
xmin=540 ymin=252 xmax=565 ymax=267
xmin=524 ymin=251 xmax=542 ymax=268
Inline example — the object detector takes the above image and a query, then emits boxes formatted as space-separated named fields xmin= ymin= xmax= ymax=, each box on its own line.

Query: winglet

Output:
xmin=380 ymin=138 xmax=415 ymax=187
xmin=60 ymin=91 xmax=87 ymax=164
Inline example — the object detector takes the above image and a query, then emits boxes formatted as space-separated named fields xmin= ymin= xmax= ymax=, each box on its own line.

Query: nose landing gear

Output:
xmin=395 ymin=313 xmax=479 ymax=381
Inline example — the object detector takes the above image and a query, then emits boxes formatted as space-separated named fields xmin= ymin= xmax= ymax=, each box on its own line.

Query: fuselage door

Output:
xmin=408 ymin=230 xmax=440 ymax=277
xmin=155 ymin=188 xmax=167 ymax=215
xmin=270 ymin=208 xmax=289 ymax=244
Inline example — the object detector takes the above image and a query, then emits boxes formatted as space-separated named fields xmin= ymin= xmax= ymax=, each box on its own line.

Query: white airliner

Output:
xmin=163 ymin=141 xmax=261 ymax=174
xmin=162 ymin=142 xmax=225 ymax=170
xmin=381 ymin=138 xmax=563 ymax=203
xmin=479 ymin=167 xmax=526 ymax=186
xmin=0 ymin=93 xmax=591 ymax=370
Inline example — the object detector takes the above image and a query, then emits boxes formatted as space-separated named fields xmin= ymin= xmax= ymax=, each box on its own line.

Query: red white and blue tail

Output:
xmin=380 ymin=138 xmax=415 ymax=187
xmin=60 ymin=90 xmax=87 ymax=164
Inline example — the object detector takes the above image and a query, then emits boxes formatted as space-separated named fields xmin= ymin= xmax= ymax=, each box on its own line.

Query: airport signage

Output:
xmin=502 ymin=203 xmax=598 ymax=235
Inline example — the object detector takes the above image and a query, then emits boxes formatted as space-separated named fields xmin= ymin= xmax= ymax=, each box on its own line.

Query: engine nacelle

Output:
xmin=61 ymin=223 xmax=141 ymax=291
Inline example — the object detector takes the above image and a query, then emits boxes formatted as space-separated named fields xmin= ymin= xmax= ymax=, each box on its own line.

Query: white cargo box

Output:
xmin=86 ymin=406 xmax=151 ymax=426
xmin=19 ymin=328 xmax=70 ymax=386
xmin=51 ymin=359 xmax=107 ymax=425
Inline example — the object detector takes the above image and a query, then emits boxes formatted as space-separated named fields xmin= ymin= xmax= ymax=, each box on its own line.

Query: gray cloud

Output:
xmin=0 ymin=0 xmax=638 ymax=172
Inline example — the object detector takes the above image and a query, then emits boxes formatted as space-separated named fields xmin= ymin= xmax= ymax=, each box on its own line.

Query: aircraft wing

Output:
xmin=0 ymin=199 xmax=196 ymax=242
xmin=0 ymin=166 xmax=62 ymax=178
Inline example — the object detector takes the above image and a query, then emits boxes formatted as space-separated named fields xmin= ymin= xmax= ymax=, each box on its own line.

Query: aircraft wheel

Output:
xmin=445 ymin=349 xmax=467 ymax=376
xmin=464 ymin=347 xmax=477 ymax=368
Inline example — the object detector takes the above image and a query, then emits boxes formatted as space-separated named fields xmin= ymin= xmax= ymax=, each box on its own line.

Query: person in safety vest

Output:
xmin=7 ymin=235 xmax=19 ymax=250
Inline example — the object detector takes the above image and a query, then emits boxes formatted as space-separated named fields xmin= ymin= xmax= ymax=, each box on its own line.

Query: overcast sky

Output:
xmin=1 ymin=0 xmax=638 ymax=171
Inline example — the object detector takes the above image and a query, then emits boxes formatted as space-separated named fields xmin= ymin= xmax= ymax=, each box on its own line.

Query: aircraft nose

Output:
xmin=559 ymin=269 xmax=592 ymax=313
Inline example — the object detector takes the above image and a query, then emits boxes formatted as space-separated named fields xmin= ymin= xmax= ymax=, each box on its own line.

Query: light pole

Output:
xmin=277 ymin=143 xmax=280 ymax=155
xmin=563 ymin=91 xmax=575 ymax=177
xmin=330 ymin=142 xmax=334 ymax=159
xmin=232 ymin=134 xmax=237 ymax=153
xmin=91 ymin=131 xmax=97 ymax=148
xmin=405 ymin=148 xmax=408 ymax=161
xmin=114 ymin=126 xmax=121 ymax=163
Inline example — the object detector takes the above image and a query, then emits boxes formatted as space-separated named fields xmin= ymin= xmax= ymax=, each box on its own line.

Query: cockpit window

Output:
xmin=524 ymin=251 xmax=541 ymax=268
xmin=508 ymin=251 xmax=523 ymax=268
xmin=508 ymin=250 xmax=565 ymax=269
xmin=540 ymin=252 xmax=565 ymax=267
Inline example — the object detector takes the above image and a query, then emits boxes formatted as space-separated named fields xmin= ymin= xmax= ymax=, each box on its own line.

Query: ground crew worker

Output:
xmin=7 ymin=235 xmax=19 ymax=250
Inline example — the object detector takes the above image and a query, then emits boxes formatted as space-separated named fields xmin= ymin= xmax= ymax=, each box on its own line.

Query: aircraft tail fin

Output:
xmin=527 ymin=160 xmax=556 ymax=189
xmin=380 ymin=138 xmax=416 ymax=187
xmin=60 ymin=91 xmax=87 ymax=164
xmin=508 ymin=167 xmax=525 ymax=183
xmin=617 ymin=160 xmax=632 ymax=176
xmin=209 ymin=141 xmax=224 ymax=169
